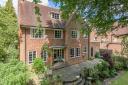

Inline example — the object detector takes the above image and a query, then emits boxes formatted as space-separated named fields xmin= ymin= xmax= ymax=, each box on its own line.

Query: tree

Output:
xmin=0 ymin=1 xmax=30 ymax=84
xmin=5 ymin=0 xmax=16 ymax=16
xmin=0 ymin=59 xmax=29 ymax=85
xmin=52 ymin=0 xmax=128 ymax=57
xmin=52 ymin=0 xmax=128 ymax=34
xmin=0 ymin=0 xmax=18 ymax=62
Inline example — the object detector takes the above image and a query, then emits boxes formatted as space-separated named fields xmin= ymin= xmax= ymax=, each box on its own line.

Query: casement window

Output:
xmin=51 ymin=13 xmax=60 ymax=19
xmin=54 ymin=30 xmax=63 ymax=39
xmin=70 ymin=48 xmax=75 ymax=57
xmin=28 ymin=51 xmax=36 ymax=64
xmin=41 ymin=50 xmax=48 ymax=62
xmin=76 ymin=48 xmax=80 ymax=57
xmin=83 ymin=46 xmax=87 ymax=53
xmin=30 ymin=28 xmax=44 ymax=38
xmin=71 ymin=30 xmax=78 ymax=38
xmin=70 ymin=48 xmax=80 ymax=58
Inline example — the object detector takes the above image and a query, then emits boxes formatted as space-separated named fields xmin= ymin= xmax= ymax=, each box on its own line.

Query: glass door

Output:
xmin=53 ymin=49 xmax=64 ymax=64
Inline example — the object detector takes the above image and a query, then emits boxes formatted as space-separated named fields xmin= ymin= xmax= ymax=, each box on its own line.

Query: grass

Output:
xmin=111 ymin=71 xmax=128 ymax=85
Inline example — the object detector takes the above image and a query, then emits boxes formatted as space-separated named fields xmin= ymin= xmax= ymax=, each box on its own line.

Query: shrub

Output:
xmin=112 ymin=55 xmax=128 ymax=70
xmin=114 ymin=61 xmax=124 ymax=70
xmin=109 ymin=68 xmax=117 ymax=77
xmin=95 ymin=52 xmax=101 ymax=58
xmin=0 ymin=59 xmax=29 ymax=85
xmin=32 ymin=58 xmax=47 ymax=74
xmin=97 ymin=60 xmax=110 ymax=78
xmin=102 ymin=52 xmax=114 ymax=68
xmin=81 ymin=59 xmax=110 ymax=80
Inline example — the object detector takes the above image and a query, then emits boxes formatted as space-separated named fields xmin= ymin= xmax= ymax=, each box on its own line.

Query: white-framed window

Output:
xmin=41 ymin=50 xmax=48 ymax=62
xmin=83 ymin=46 xmax=87 ymax=53
xmin=71 ymin=30 xmax=78 ymax=38
xmin=76 ymin=48 xmax=80 ymax=57
xmin=30 ymin=28 xmax=44 ymax=39
xmin=70 ymin=48 xmax=75 ymax=58
xmin=70 ymin=48 xmax=80 ymax=58
xmin=51 ymin=13 xmax=60 ymax=19
xmin=28 ymin=51 xmax=36 ymax=64
xmin=54 ymin=30 xmax=63 ymax=39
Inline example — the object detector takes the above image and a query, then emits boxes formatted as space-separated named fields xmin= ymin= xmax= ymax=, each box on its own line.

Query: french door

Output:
xmin=53 ymin=49 xmax=64 ymax=64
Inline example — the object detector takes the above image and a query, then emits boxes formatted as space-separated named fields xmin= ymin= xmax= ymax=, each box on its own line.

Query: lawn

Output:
xmin=111 ymin=71 xmax=128 ymax=85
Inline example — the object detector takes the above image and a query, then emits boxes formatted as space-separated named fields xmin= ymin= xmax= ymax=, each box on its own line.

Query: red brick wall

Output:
xmin=90 ymin=30 xmax=122 ymax=54
xmin=19 ymin=27 xmax=65 ymax=65
xmin=107 ymin=43 xmax=122 ymax=53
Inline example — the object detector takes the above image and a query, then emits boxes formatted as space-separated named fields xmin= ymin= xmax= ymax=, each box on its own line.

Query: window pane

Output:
xmin=55 ymin=30 xmax=62 ymax=38
xmin=76 ymin=48 xmax=80 ymax=57
xmin=70 ymin=48 xmax=75 ymax=57
xmin=31 ymin=29 xmax=44 ymax=38
xmin=41 ymin=50 xmax=48 ymax=61
xmin=72 ymin=31 xmax=77 ymax=38
xmin=52 ymin=13 xmax=59 ymax=19
xmin=33 ymin=51 xmax=36 ymax=60
xmin=29 ymin=51 xmax=36 ymax=64
xmin=29 ymin=52 xmax=32 ymax=63
xmin=83 ymin=46 xmax=87 ymax=52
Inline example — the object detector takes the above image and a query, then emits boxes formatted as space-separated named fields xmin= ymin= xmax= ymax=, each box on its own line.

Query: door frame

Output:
xmin=53 ymin=48 xmax=65 ymax=64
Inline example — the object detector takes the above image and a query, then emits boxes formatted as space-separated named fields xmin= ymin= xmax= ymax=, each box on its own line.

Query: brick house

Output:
xmin=18 ymin=0 xmax=100 ymax=66
xmin=90 ymin=26 xmax=128 ymax=54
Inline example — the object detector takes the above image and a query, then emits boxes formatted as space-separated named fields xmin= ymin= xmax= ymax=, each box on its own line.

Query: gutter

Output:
xmin=25 ymin=28 xmax=27 ymax=64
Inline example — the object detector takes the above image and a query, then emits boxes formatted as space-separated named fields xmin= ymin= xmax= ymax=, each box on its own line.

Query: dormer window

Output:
xmin=51 ymin=12 xmax=60 ymax=19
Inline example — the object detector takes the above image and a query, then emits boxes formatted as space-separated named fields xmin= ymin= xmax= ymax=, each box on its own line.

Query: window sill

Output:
xmin=54 ymin=38 xmax=63 ymax=39
xmin=71 ymin=56 xmax=81 ymax=59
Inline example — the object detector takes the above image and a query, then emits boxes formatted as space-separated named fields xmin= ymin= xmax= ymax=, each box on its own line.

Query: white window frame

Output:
xmin=54 ymin=30 xmax=63 ymax=39
xmin=70 ymin=48 xmax=80 ymax=58
xmin=28 ymin=51 xmax=37 ymax=64
xmin=70 ymin=48 xmax=75 ymax=58
xmin=30 ymin=27 xmax=45 ymax=39
xmin=41 ymin=50 xmax=48 ymax=62
xmin=53 ymin=48 xmax=65 ymax=62
xmin=76 ymin=48 xmax=80 ymax=57
xmin=71 ymin=30 xmax=79 ymax=39
xmin=83 ymin=46 xmax=87 ymax=53
xmin=51 ymin=13 xmax=60 ymax=19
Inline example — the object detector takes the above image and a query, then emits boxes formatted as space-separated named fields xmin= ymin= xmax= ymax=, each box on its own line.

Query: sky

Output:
xmin=0 ymin=0 xmax=59 ymax=13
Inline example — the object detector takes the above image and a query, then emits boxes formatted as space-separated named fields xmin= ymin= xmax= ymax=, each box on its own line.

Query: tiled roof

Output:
xmin=18 ymin=0 xmax=65 ymax=28
xmin=112 ymin=27 xmax=128 ymax=36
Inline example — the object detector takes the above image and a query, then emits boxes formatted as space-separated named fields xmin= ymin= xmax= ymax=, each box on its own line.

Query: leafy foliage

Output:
xmin=95 ymin=52 xmax=101 ymax=58
xmin=81 ymin=59 xmax=118 ymax=84
xmin=122 ymin=36 xmax=128 ymax=57
xmin=32 ymin=58 xmax=47 ymax=74
xmin=52 ymin=0 xmax=128 ymax=34
xmin=112 ymin=55 xmax=128 ymax=70
xmin=0 ymin=60 xmax=29 ymax=85
xmin=0 ymin=0 xmax=18 ymax=62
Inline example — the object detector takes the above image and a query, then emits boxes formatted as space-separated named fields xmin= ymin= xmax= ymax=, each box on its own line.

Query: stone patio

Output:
xmin=53 ymin=59 xmax=102 ymax=82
